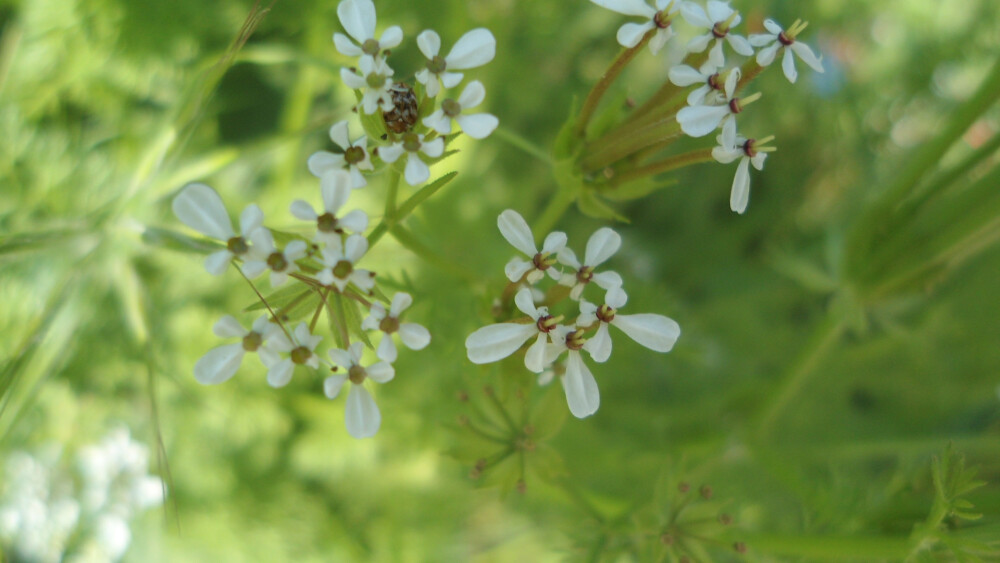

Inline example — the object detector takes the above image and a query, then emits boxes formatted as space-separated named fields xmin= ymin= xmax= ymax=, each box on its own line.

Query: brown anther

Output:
xmin=332 ymin=259 xmax=353 ymax=281
xmin=266 ymin=251 xmax=288 ymax=272
xmin=742 ymin=138 xmax=757 ymax=157
xmin=576 ymin=267 xmax=594 ymax=285
xmin=711 ymin=21 xmax=728 ymax=38
xmin=379 ymin=316 xmax=400 ymax=334
xmin=317 ymin=212 xmax=340 ymax=233
xmin=536 ymin=315 xmax=557 ymax=333
xmin=516 ymin=479 xmax=527 ymax=494
xmin=653 ymin=10 xmax=671 ymax=29
xmin=733 ymin=541 xmax=747 ymax=554
xmin=531 ymin=252 xmax=551 ymax=271
xmin=426 ymin=54 xmax=447 ymax=74
xmin=660 ymin=533 xmax=674 ymax=545
xmin=719 ymin=513 xmax=733 ymax=525
xmin=565 ymin=330 xmax=586 ymax=351
xmin=678 ymin=482 xmax=690 ymax=493
xmin=778 ymin=31 xmax=794 ymax=46
xmin=707 ymin=72 xmax=722 ymax=91
xmin=242 ymin=331 xmax=263 ymax=352
xmin=290 ymin=346 xmax=311 ymax=365
xmin=227 ymin=236 xmax=249 ymax=255
xmin=728 ymin=98 xmax=742 ymax=114
xmin=442 ymin=98 xmax=462 ymax=118
xmin=700 ymin=485 xmax=713 ymax=499
xmin=401 ymin=132 xmax=422 ymax=152
xmin=457 ymin=390 xmax=469 ymax=402
xmin=361 ymin=38 xmax=381 ymax=56
xmin=348 ymin=364 xmax=367 ymax=384
xmin=344 ymin=145 xmax=366 ymax=165
xmin=596 ymin=304 xmax=616 ymax=323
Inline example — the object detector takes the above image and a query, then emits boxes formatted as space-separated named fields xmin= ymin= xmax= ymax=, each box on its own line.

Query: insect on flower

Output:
xmin=383 ymin=82 xmax=419 ymax=133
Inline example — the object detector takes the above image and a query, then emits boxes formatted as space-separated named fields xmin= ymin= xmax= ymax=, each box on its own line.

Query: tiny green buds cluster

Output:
xmin=465 ymin=210 xmax=680 ymax=418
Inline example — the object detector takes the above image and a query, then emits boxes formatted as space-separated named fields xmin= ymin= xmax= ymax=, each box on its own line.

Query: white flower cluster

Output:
xmin=591 ymin=0 xmax=823 ymax=213
xmin=465 ymin=210 xmax=681 ymax=418
xmin=173 ymin=172 xmax=430 ymax=439
xmin=0 ymin=428 xmax=164 ymax=563
xmin=333 ymin=0 xmax=498 ymax=185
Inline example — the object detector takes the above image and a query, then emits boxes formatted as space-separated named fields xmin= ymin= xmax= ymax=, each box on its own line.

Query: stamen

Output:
xmin=290 ymin=346 xmax=311 ymax=365
xmin=348 ymin=364 xmax=367 ymax=384
xmin=227 ymin=236 xmax=249 ymax=255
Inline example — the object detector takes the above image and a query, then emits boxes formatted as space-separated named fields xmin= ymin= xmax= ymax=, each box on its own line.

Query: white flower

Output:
xmin=546 ymin=326 xmax=601 ymax=418
xmin=679 ymin=1 xmax=754 ymax=67
xmin=290 ymin=170 xmax=369 ymax=247
xmin=333 ymin=0 xmax=402 ymax=63
xmin=577 ymin=287 xmax=681 ymax=363
xmin=557 ymin=227 xmax=624 ymax=300
xmin=712 ymin=134 xmax=772 ymax=214
xmin=466 ymin=288 xmax=565 ymax=373
xmin=361 ymin=293 xmax=431 ymax=362
xmin=77 ymin=427 xmax=164 ymax=515
xmin=325 ymin=342 xmax=395 ymax=438
xmin=749 ymin=19 xmax=824 ymax=83
xmin=378 ymin=132 xmax=444 ymax=186
xmin=172 ymin=183 xmax=265 ymax=275
xmin=340 ymin=56 xmax=396 ymax=114
xmin=307 ymin=121 xmax=373 ymax=189
xmin=676 ymin=68 xmax=758 ymax=148
xmin=422 ymin=80 xmax=499 ymax=139
xmin=193 ymin=315 xmax=275 ymax=385
xmin=497 ymin=209 xmax=567 ymax=284
xmin=415 ymin=28 xmax=496 ymax=98
xmin=317 ymin=233 xmax=375 ymax=293
xmin=241 ymin=229 xmax=307 ymax=287
xmin=590 ymin=0 xmax=679 ymax=54
xmin=259 ymin=323 xmax=322 ymax=388
xmin=668 ymin=61 xmax=727 ymax=106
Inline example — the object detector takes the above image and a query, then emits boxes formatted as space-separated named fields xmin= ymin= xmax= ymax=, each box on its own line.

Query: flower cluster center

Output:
xmin=653 ymin=10 xmax=672 ymax=29
xmin=536 ymin=314 xmax=560 ymax=333
xmin=290 ymin=346 xmax=312 ymax=365
xmin=596 ymin=304 xmax=616 ymax=323
xmin=402 ymin=132 xmax=422 ymax=152
xmin=711 ymin=22 xmax=729 ymax=38
xmin=242 ymin=331 xmax=263 ymax=352
xmin=565 ymin=330 xmax=586 ymax=351
xmin=317 ymin=212 xmax=341 ymax=233
xmin=267 ymin=252 xmax=288 ymax=272
xmin=379 ymin=316 xmax=400 ymax=334
xmin=778 ymin=31 xmax=794 ymax=46
xmin=442 ymin=98 xmax=462 ymax=118
xmin=344 ymin=146 xmax=366 ymax=164
xmin=532 ymin=252 xmax=557 ymax=271
xmin=426 ymin=55 xmax=447 ymax=74
xmin=332 ymin=259 xmax=354 ymax=279
xmin=227 ymin=236 xmax=249 ymax=255
xmin=707 ymin=73 xmax=722 ymax=91
xmin=365 ymin=72 xmax=387 ymax=89
xmin=742 ymin=139 xmax=757 ymax=157
xmin=728 ymin=98 xmax=742 ymax=114
xmin=576 ymin=266 xmax=594 ymax=284
xmin=348 ymin=364 xmax=367 ymax=384
xmin=361 ymin=38 xmax=381 ymax=56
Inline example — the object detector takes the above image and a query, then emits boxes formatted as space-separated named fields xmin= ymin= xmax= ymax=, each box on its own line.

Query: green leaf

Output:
xmin=600 ymin=177 xmax=677 ymax=202
xmin=553 ymin=96 xmax=581 ymax=159
xmin=577 ymin=188 xmax=629 ymax=223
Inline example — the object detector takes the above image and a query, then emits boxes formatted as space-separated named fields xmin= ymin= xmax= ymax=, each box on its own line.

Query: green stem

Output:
xmin=234 ymin=263 xmax=292 ymax=339
xmin=735 ymin=59 xmax=765 ymax=94
xmin=368 ymin=171 xmax=456 ymax=246
xmin=744 ymin=533 xmax=909 ymax=559
xmin=532 ymin=183 xmax=578 ymax=238
xmin=620 ymin=51 xmax=709 ymax=128
xmin=581 ymin=119 xmax=681 ymax=172
xmin=608 ymin=149 xmax=714 ymax=186
xmin=384 ymin=167 xmax=401 ymax=221
xmin=576 ymin=31 xmax=654 ymax=138
xmin=754 ymin=314 xmax=847 ymax=440
xmin=328 ymin=291 xmax=351 ymax=349
xmin=494 ymin=126 xmax=553 ymax=165
xmin=308 ymin=288 xmax=328 ymax=332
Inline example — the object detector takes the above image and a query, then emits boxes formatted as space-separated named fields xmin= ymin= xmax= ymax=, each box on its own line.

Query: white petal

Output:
xmin=497 ymin=209 xmax=537 ymax=256
xmin=514 ymin=287 xmax=539 ymax=318
xmin=706 ymin=39 xmax=725 ymax=68
xmin=505 ymin=258 xmax=534 ymax=283
xmin=541 ymin=231 xmax=568 ymax=254
xmin=606 ymin=286 xmax=628 ymax=308
xmin=348 ymin=269 xmax=376 ymax=292
xmin=379 ymin=144 xmax=404 ymax=163
xmin=557 ymin=247 xmax=581 ymax=270
xmin=267 ymin=359 xmax=295 ymax=388
xmin=376 ymin=334 xmax=398 ymax=362
xmin=791 ymin=41 xmax=824 ymax=73
xmin=403 ymin=155 xmax=430 ymax=185
xmin=457 ymin=80 xmax=486 ymax=108
xmin=423 ymin=74 xmax=442 ymax=97
xmin=612 ymin=313 xmax=681 ymax=352
xmin=204 ymin=250 xmax=232 ymax=276
xmin=423 ymin=110 xmax=452 ymax=135
xmin=440 ymin=72 xmax=464 ymax=89
xmin=591 ymin=0 xmax=656 ymax=17
xmin=344 ymin=233 xmax=368 ymax=263
xmin=669 ymin=64 xmax=705 ymax=86
xmin=308 ymin=151 xmax=344 ymax=178
xmin=270 ymin=270 xmax=289 ymax=287
xmin=327 ymin=121 xmax=350 ymax=149
xmin=648 ymin=28 xmax=673 ymax=55
xmin=361 ymin=306 xmax=384 ymax=331
xmin=729 ymin=157 xmax=751 ymax=214
xmin=345 ymin=384 xmax=381 ymax=438
xmin=194 ymin=344 xmax=245 ymax=385
xmin=239 ymin=204 xmax=265 ymax=236
xmin=724 ymin=67 xmax=740 ymax=98
xmin=337 ymin=0 xmax=375 ymax=43
xmin=592 ymin=270 xmax=623 ymax=290
xmin=686 ymin=33 xmax=712 ymax=54
xmin=324 ymin=374 xmax=347 ymax=399
xmin=756 ymin=42 xmax=779 ymax=66
xmin=455 ymin=113 xmax=498 ymax=139
xmin=706 ymin=0 xmax=734 ymax=24
xmin=563 ymin=352 xmax=600 ymax=418
xmin=680 ymin=2 xmax=712 ymax=28
xmin=416 ymin=29 xmax=441 ymax=59
xmin=328 ymin=348 xmax=353 ymax=369
xmin=284 ymin=240 xmax=307 ymax=261
xmin=213 ymin=315 xmax=246 ymax=338
xmin=348 ymin=342 xmax=365 ymax=364
xmin=339 ymin=209 xmax=369 ymax=233
xmin=398 ymin=323 xmax=430 ymax=350
xmin=240 ymin=260 xmax=268 ymax=279
xmin=763 ymin=18 xmax=783 ymax=35
xmin=616 ymin=21 xmax=655 ymax=49
xmin=524 ymin=333 xmax=549 ymax=373
xmin=290 ymin=200 xmax=318 ymax=221
xmin=378 ymin=26 xmax=403 ymax=49
xmin=333 ymin=33 xmax=362 ymax=57
xmin=712 ymin=145 xmax=743 ymax=163
xmin=389 ymin=292 xmax=413 ymax=316
xmin=367 ymin=361 xmax=394 ymax=383
xmin=687 ymin=84 xmax=711 ymax=106
xmin=782 ymin=47 xmax=798 ymax=83
xmin=676 ymin=104 xmax=729 ymax=137
xmin=445 ymin=28 xmax=496 ymax=69
xmin=584 ymin=323 xmax=613 ymax=363
xmin=420 ymin=137 xmax=445 ymax=158
xmin=584 ymin=227 xmax=621 ymax=266
xmin=721 ymin=116 xmax=738 ymax=150
xmin=750 ymin=151 xmax=768 ymax=170
xmin=348 ymin=167 xmax=368 ymax=189
xmin=748 ymin=33 xmax=775 ymax=47
xmin=340 ymin=67 xmax=367 ymax=90
xmin=321 ymin=170 xmax=352 ymax=214
xmin=173 ymin=183 xmax=234 ymax=240
xmin=727 ymin=34 xmax=754 ymax=56
xmin=465 ymin=323 xmax=537 ymax=364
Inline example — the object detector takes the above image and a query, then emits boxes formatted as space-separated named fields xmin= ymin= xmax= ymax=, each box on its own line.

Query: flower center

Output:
xmin=361 ymin=38 xmax=381 ymax=56
xmin=242 ymin=331 xmax=263 ymax=352
xmin=227 ymin=236 xmax=249 ymax=255
xmin=426 ymin=55 xmax=447 ymax=74
xmin=348 ymin=365 xmax=367 ymax=384
xmin=401 ymin=132 xmax=422 ymax=152
xmin=532 ymin=252 xmax=558 ymax=271
xmin=442 ymin=98 xmax=462 ymax=118
xmin=576 ymin=266 xmax=594 ymax=285
xmin=778 ymin=31 xmax=794 ymax=46
xmin=653 ymin=10 xmax=672 ymax=29
xmin=711 ymin=21 xmax=729 ymax=38
xmin=267 ymin=251 xmax=288 ymax=272
xmin=707 ymin=73 xmax=722 ymax=91
xmin=565 ymin=330 xmax=586 ymax=351
xmin=379 ymin=316 xmax=400 ymax=334
xmin=290 ymin=346 xmax=311 ymax=365
xmin=742 ymin=138 xmax=757 ymax=157
xmin=344 ymin=146 xmax=366 ymax=165
xmin=366 ymin=71 xmax=386 ymax=89
xmin=332 ymin=259 xmax=353 ymax=280
xmin=596 ymin=304 xmax=616 ymax=323
xmin=728 ymin=97 xmax=743 ymax=114
xmin=317 ymin=212 xmax=340 ymax=233
xmin=536 ymin=314 xmax=560 ymax=333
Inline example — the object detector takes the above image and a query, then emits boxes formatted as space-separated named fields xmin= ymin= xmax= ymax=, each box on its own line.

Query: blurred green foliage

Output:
xmin=1 ymin=0 xmax=999 ymax=560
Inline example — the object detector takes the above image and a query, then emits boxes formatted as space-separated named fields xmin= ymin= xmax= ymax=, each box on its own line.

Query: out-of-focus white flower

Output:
xmin=333 ymin=0 xmax=402 ymax=63
xmin=712 ymin=134 xmax=772 ymax=214
xmin=325 ymin=342 xmax=395 ymax=438
xmin=361 ymin=293 xmax=431 ymax=362
xmin=241 ymin=229 xmax=307 ymax=287
xmin=259 ymin=323 xmax=322 ymax=388
xmin=378 ymin=132 xmax=444 ymax=186
xmin=577 ymin=287 xmax=681 ymax=362
xmin=466 ymin=288 xmax=565 ymax=373
xmin=497 ymin=209 xmax=567 ymax=284
xmin=317 ymin=233 xmax=375 ymax=293
xmin=668 ymin=61 xmax=728 ymax=106
xmin=0 ymin=450 xmax=79 ymax=563
xmin=194 ymin=315 xmax=276 ymax=385
xmin=679 ymin=1 xmax=754 ymax=67
xmin=308 ymin=121 xmax=373 ymax=189
xmin=172 ymin=183 xmax=265 ymax=275
xmin=589 ymin=0 xmax=679 ymax=55
xmin=340 ymin=56 xmax=396 ymax=114
xmin=749 ymin=19 xmax=824 ymax=83
xmin=676 ymin=68 xmax=758 ymax=148
xmin=415 ymin=28 xmax=496 ymax=98
xmin=290 ymin=170 xmax=369 ymax=248
xmin=557 ymin=227 xmax=624 ymax=300
xmin=422 ymin=80 xmax=498 ymax=139
xmin=547 ymin=326 xmax=601 ymax=418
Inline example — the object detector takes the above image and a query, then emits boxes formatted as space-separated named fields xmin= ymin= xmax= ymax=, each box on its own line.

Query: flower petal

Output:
xmin=669 ymin=64 xmax=705 ymax=87
xmin=455 ymin=113 xmax=498 ymax=139
xmin=307 ymin=151 xmax=344 ymax=178
xmin=591 ymin=0 xmax=656 ymax=18
xmin=729 ymin=156 xmax=751 ymax=213
xmin=782 ymin=47 xmax=798 ymax=83
xmin=239 ymin=204 xmax=265 ymax=236
xmin=525 ymin=333 xmax=549 ymax=373
xmin=416 ymin=29 xmax=441 ymax=59
xmin=756 ymin=42 xmax=779 ymax=66
xmin=345 ymin=384 xmax=381 ymax=438
xmin=465 ymin=323 xmax=537 ymax=364
xmin=505 ymin=258 xmax=534 ymax=283
xmin=497 ymin=209 xmax=537 ymax=256
xmin=612 ymin=313 xmax=680 ymax=352
xmin=337 ymin=0 xmax=375 ymax=43
xmin=379 ymin=25 xmax=403 ymax=49
xmin=616 ymin=21 xmax=655 ymax=49
xmin=267 ymin=359 xmax=295 ymax=388
xmin=592 ymin=270 xmax=623 ymax=290
xmin=791 ymin=41 xmax=824 ymax=73
xmin=378 ymin=144 xmax=404 ymax=163
xmin=324 ymin=374 xmax=347 ymax=399
xmin=290 ymin=200 xmax=318 ymax=221
xmin=213 ymin=315 xmax=246 ymax=338
xmin=423 ymin=109 xmax=452 ymax=135
xmin=204 ymin=250 xmax=232 ymax=276
xmin=333 ymin=33 xmax=362 ymax=56
xmin=445 ymin=28 xmax=496 ymax=69
xmin=173 ymin=183 xmax=234 ymax=241
xmin=328 ymin=348 xmax=353 ymax=369
xmin=194 ymin=344 xmax=245 ymax=385
xmin=457 ymin=80 xmax=486 ymax=108
xmin=398 ymin=323 xmax=430 ymax=350
xmin=420 ymin=137 xmax=445 ymax=158
xmin=339 ymin=209 xmax=369 ymax=233
xmin=321 ymin=170 xmax=352 ymax=214
xmin=563 ymin=352 xmax=600 ymax=418
xmin=403 ymin=155 xmax=430 ymax=185
xmin=584 ymin=227 xmax=621 ymax=266
xmin=584 ymin=323 xmax=613 ymax=363
xmin=366 ymin=361 xmax=394 ymax=383
xmin=677 ymin=104 xmax=729 ymax=138
xmin=727 ymin=33 xmax=754 ymax=56
xmin=376 ymin=334 xmax=398 ymax=362
xmin=389 ymin=292 xmax=413 ymax=316
xmin=680 ymin=2 xmax=712 ymax=28
xmin=514 ymin=287 xmax=539 ymax=317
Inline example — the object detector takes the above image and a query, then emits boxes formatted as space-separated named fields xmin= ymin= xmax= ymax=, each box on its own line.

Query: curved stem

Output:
xmin=608 ymin=148 xmax=714 ymax=187
xmin=576 ymin=32 xmax=653 ymax=138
